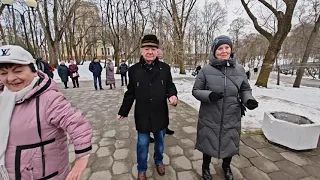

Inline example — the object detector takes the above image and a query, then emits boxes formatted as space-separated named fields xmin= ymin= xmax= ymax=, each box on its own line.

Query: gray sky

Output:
xmin=196 ymin=0 xmax=252 ymax=35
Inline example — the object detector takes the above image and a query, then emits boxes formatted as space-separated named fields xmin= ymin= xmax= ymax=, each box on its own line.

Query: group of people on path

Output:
xmin=57 ymin=60 xmax=80 ymax=89
xmin=88 ymin=58 xmax=127 ymax=90
xmin=0 ymin=34 xmax=258 ymax=180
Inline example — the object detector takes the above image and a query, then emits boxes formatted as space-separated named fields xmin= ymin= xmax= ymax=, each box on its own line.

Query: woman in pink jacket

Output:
xmin=0 ymin=45 xmax=93 ymax=180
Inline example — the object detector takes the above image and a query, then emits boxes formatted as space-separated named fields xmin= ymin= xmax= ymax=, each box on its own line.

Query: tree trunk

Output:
xmin=255 ymin=42 xmax=281 ymax=87
xmin=48 ymin=41 xmax=59 ymax=67
xmin=11 ymin=7 xmax=18 ymax=44
xmin=0 ymin=23 xmax=7 ymax=45
xmin=73 ymin=45 xmax=80 ymax=65
xmin=28 ymin=10 xmax=37 ymax=57
xmin=293 ymin=15 xmax=320 ymax=88
xmin=177 ymin=38 xmax=186 ymax=74
xmin=114 ymin=39 xmax=120 ymax=73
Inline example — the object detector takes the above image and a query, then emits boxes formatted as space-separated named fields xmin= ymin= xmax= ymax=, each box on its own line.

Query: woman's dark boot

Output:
xmin=202 ymin=167 xmax=212 ymax=180
xmin=222 ymin=157 xmax=233 ymax=180
xmin=222 ymin=166 xmax=234 ymax=180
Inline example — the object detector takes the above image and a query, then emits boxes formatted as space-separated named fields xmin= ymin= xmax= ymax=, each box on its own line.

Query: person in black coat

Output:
xmin=58 ymin=60 xmax=69 ymax=89
xmin=89 ymin=58 xmax=103 ymax=90
xmin=118 ymin=34 xmax=178 ymax=180
xmin=119 ymin=60 xmax=129 ymax=86
xmin=36 ymin=57 xmax=54 ymax=78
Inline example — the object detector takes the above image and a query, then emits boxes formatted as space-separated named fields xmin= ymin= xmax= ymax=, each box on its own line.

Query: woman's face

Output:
xmin=0 ymin=64 xmax=37 ymax=92
xmin=215 ymin=44 xmax=231 ymax=60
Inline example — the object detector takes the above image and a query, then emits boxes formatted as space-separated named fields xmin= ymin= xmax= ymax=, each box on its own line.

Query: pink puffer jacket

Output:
xmin=1 ymin=71 xmax=92 ymax=180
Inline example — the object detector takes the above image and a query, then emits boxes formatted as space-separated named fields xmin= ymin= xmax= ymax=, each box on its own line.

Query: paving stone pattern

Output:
xmin=59 ymin=81 xmax=320 ymax=180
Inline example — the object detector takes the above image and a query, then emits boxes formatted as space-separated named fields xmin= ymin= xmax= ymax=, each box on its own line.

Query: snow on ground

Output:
xmin=53 ymin=61 xmax=320 ymax=130
xmin=175 ymin=77 xmax=320 ymax=130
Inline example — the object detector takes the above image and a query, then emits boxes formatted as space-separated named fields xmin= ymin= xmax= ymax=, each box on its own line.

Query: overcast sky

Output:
xmin=196 ymin=0 xmax=252 ymax=35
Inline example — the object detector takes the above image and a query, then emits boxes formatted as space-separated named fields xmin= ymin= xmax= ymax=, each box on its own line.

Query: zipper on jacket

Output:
xmin=28 ymin=168 xmax=34 ymax=180
xmin=218 ymin=67 xmax=227 ymax=158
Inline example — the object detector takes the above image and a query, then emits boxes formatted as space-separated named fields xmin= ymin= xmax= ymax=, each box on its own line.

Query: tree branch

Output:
xmin=241 ymin=0 xmax=273 ymax=41
xmin=257 ymin=0 xmax=280 ymax=18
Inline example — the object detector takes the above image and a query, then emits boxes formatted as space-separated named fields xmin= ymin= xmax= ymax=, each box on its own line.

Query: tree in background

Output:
xmin=293 ymin=0 xmax=320 ymax=87
xmin=241 ymin=0 xmax=298 ymax=87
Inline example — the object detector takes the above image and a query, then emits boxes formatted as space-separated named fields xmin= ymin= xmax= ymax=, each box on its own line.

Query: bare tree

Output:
xmin=161 ymin=0 xmax=197 ymax=74
xmin=37 ymin=0 xmax=80 ymax=67
xmin=241 ymin=0 xmax=298 ymax=87
xmin=228 ymin=17 xmax=249 ymax=53
xmin=202 ymin=0 xmax=227 ymax=57
xmin=293 ymin=0 xmax=320 ymax=87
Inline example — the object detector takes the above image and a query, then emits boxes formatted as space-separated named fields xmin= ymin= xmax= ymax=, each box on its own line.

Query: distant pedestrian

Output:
xmin=36 ymin=57 xmax=54 ymax=78
xmin=244 ymin=64 xmax=250 ymax=80
xmin=192 ymin=65 xmax=202 ymax=76
xmin=119 ymin=60 xmax=128 ymax=86
xmin=68 ymin=60 xmax=80 ymax=88
xmin=106 ymin=59 xmax=116 ymax=89
xmin=58 ymin=60 xmax=69 ymax=89
xmin=89 ymin=58 xmax=103 ymax=90
xmin=254 ymin=67 xmax=258 ymax=75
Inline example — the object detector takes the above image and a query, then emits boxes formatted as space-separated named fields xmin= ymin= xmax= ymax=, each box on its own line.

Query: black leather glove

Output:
xmin=209 ymin=92 xmax=224 ymax=102
xmin=246 ymin=99 xmax=258 ymax=110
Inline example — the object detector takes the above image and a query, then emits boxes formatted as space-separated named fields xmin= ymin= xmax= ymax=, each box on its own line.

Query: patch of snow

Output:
xmin=174 ymin=77 xmax=320 ymax=130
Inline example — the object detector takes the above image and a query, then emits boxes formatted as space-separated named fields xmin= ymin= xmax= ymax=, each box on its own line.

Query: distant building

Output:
xmin=60 ymin=1 xmax=114 ymax=61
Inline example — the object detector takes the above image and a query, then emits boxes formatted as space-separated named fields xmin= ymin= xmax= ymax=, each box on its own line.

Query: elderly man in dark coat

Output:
xmin=118 ymin=34 xmax=178 ymax=180
xmin=192 ymin=35 xmax=258 ymax=180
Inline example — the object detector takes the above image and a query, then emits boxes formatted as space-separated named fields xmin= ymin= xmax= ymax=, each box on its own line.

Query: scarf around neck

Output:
xmin=0 ymin=76 xmax=39 ymax=180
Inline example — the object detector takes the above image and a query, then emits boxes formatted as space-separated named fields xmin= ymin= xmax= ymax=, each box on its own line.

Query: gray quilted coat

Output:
xmin=192 ymin=56 xmax=255 ymax=159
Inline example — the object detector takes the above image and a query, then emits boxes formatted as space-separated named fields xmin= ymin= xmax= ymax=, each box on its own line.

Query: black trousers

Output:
xmin=202 ymin=153 xmax=232 ymax=169
xmin=121 ymin=73 xmax=127 ymax=86
xmin=63 ymin=82 xmax=68 ymax=88
xmin=72 ymin=77 xmax=79 ymax=87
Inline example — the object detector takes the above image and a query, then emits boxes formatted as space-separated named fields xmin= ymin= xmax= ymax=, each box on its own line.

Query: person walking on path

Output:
xmin=0 ymin=45 xmax=93 ymax=180
xmin=68 ymin=60 xmax=80 ymax=88
xmin=157 ymin=48 xmax=175 ymax=135
xmin=192 ymin=35 xmax=258 ymax=180
xmin=58 ymin=60 xmax=69 ymax=89
xmin=35 ymin=57 xmax=54 ymax=78
xmin=119 ymin=60 xmax=129 ymax=86
xmin=106 ymin=59 xmax=116 ymax=89
xmin=89 ymin=58 xmax=103 ymax=90
xmin=118 ymin=34 xmax=178 ymax=180
xmin=244 ymin=64 xmax=250 ymax=80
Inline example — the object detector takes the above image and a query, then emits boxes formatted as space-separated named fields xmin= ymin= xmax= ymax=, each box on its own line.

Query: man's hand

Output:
xmin=117 ymin=115 xmax=125 ymax=120
xmin=66 ymin=156 xmax=88 ymax=180
xmin=169 ymin=96 xmax=178 ymax=106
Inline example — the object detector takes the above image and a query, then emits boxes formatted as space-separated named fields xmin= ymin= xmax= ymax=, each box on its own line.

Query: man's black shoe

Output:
xmin=166 ymin=128 xmax=174 ymax=135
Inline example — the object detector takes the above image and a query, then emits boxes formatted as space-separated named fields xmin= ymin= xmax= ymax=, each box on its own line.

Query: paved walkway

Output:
xmin=60 ymin=81 xmax=320 ymax=180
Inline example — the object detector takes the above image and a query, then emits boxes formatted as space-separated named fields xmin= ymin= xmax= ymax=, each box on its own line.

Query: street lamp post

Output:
xmin=1 ymin=0 xmax=37 ymax=54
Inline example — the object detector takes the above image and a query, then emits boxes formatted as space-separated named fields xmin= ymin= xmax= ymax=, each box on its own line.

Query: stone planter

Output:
xmin=262 ymin=111 xmax=320 ymax=150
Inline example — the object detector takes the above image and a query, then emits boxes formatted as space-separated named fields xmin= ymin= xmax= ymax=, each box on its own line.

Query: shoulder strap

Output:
xmin=36 ymin=97 xmax=46 ymax=177
xmin=212 ymin=66 xmax=240 ymax=92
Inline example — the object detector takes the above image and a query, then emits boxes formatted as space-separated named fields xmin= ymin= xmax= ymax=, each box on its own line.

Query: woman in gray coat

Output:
xmin=192 ymin=35 xmax=258 ymax=180
xmin=106 ymin=60 xmax=116 ymax=89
